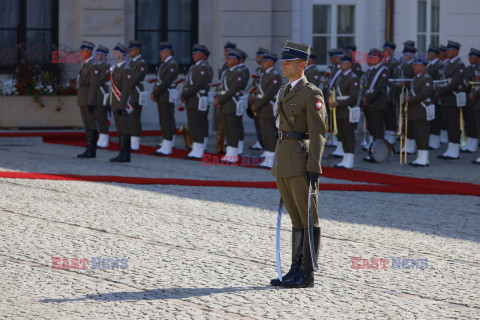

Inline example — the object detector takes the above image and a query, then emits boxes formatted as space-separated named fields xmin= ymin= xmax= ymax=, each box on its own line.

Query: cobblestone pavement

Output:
xmin=0 ymin=136 xmax=479 ymax=320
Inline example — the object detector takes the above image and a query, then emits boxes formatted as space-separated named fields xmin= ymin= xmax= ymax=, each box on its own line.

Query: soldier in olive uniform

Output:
xmin=345 ymin=45 xmax=364 ymax=78
xmin=77 ymin=41 xmax=99 ymax=159
xmin=127 ymin=41 xmax=148 ymax=151
xmin=437 ymin=41 xmax=467 ymax=160
xmin=215 ymin=48 xmax=246 ymax=163
xmin=110 ymin=43 xmax=134 ymax=163
xmin=398 ymin=44 xmax=417 ymax=154
xmin=249 ymin=47 xmax=268 ymax=151
xmin=325 ymin=48 xmax=344 ymax=151
xmin=151 ymin=42 xmax=179 ymax=156
xmin=304 ymin=53 xmax=322 ymax=88
xmin=382 ymin=41 xmax=399 ymax=145
xmin=461 ymin=48 xmax=480 ymax=153
xmin=469 ymin=50 xmax=480 ymax=164
xmin=181 ymin=44 xmax=214 ymax=159
xmin=270 ymin=41 xmax=326 ymax=289
xmin=425 ymin=45 xmax=443 ymax=149
xmin=250 ymin=52 xmax=282 ymax=168
xmin=94 ymin=45 xmax=111 ymax=149
xmin=404 ymin=57 xmax=434 ymax=166
xmin=234 ymin=49 xmax=250 ymax=155
xmin=332 ymin=53 xmax=360 ymax=169
xmin=218 ymin=42 xmax=236 ymax=81
xmin=438 ymin=45 xmax=450 ymax=144
xmin=361 ymin=49 xmax=389 ymax=163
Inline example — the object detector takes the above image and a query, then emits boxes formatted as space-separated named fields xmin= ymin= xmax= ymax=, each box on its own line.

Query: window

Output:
xmin=135 ymin=0 xmax=198 ymax=72
xmin=0 ymin=0 xmax=58 ymax=72
xmin=312 ymin=4 xmax=356 ymax=65
xmin=417 ymin=0 xmax=439 ymax=53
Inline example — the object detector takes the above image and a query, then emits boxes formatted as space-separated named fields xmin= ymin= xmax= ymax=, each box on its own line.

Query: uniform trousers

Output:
xmin=337 ymin=118 xmax=356 ymax=153
xmin=97 ymin=105 xmax=109 ymax=134
xmin=276 ymin=175 xmax=319 ymax=229
xmin=410 ymin=119 xmax=430 ymax=150
xmin=130 ymin=103 xmax=143 ymax=136
xmin=187 ymin=108 xmax=208 ymax=143
xmin=221 ymin=112 xmax=239 ymax=147
xmin=365 ymin=109 xmax=386 ymax=140
xmin=462 ymin=104 xmax=478 ymax=138
xmin=157 ymin=102 xmax=176 ymax=140
xmin=80 ymin=106 xmax=97 ymax=131
xmin=442 ymin=106 xmax=461 ymax=143
xmin=258 ymin=116 xmax=277 ymax=152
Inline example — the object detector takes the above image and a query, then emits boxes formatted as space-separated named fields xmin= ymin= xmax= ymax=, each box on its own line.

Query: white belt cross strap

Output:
xmin=110 ymin=77 xmax=134 ymax=114
xmin=328 ymin=69 xmax=342 ymax=90
xmin=368 ymin=66 xmax=387 ymax=92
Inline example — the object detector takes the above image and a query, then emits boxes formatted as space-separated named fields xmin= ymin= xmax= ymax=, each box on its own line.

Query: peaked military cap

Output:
xmin=427 ymin=45 xmax=440 ymax=54
xmin=468 ymin=48 xmax=480 ymax=57
xmin=113 ymin=42 xmax=128 ymax=54
xmin=227 ymin=48 xmax=243 ymax=60
xmin=256 ymin=47 xmax=268 ymax=56
xmin=95 ymin=45 xmax=109 ymax=54
xmin=402 ymin=45 xmax=417 ymax=54
xmin=327 ymin=48 xmax=344 ymax=57
xmin=446 ymin=40 xmax=461 ymax=50
xmin=413 ymin=55 xmax=428 ymax=64
xmin=159 ymin=42 xmax=173 ymax=51
xmin=280 ymin=41 xmax=311 ymax=61
xmin=261 ymin=52 xmax=278 ymax=62
xmin=224 ymin=42 xmax=236 ymax=50
xmin=368 ymin=48 xmax=383 ymax=57
xmin=440 ymin=45 xmax=447 ymax=53
xmin=128 ymin=40 xmax=142 ymax=50
xmin=383 ymin=41 xmax=396 ymax=50
xmin=340 ymin=52 xmax=353 ymax=63
xmin=192 ymin=44 xmax=210 ymax=56
xmin=403 ymin=40 xmax=416 ymax=47
xmin=237 ymin=48 xmax=248 ymax=59
xmin=345 ymin=45 xmax=357 ymax=52
xmin=80 ymin=40 xmax=95 ymax=51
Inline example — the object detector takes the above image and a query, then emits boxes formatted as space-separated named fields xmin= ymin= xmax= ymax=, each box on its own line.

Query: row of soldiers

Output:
xmin=321 ymin=40 xmax=480 ymax=168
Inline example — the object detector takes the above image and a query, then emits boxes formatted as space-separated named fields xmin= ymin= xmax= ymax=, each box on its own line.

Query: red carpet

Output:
xmin=2 ymin=130 xmax=479 ymax=196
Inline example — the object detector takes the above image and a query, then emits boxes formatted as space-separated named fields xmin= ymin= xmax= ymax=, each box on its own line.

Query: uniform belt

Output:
xmin=336 ymin=96 xmax=350 ymax=100
xmin=256 ymin=94 xmax=264 ymax=98
xmin=278 ymin=131 xmax=309 ymax=140
xmin=219 ymin=90 xmax=227 ymax=94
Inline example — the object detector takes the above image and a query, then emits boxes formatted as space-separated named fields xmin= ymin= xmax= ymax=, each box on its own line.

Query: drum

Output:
xmin=368 ymin=139 xmax=393 ymax=163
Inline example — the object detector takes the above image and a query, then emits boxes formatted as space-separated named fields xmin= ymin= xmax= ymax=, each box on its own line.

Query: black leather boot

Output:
xmin=110 ymin=134 xmax=131 ymax=162
xmin=282 ymin=227 xmax=320 ymax=288
xmin=77 ymin=130 xmax=97 ymax=158
xmin=270 ymin=228 xmax=304 ymax=286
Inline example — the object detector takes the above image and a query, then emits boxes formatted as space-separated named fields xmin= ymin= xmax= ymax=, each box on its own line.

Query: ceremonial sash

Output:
xmin=110 ymin=74 xmax=133 ymax=114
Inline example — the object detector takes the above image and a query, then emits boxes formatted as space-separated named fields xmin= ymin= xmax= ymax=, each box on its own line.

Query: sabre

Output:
xmin=275 ymin=198 xmax=284 ymax=282
xmin=307 ymin=181 xmax=319 ymax=270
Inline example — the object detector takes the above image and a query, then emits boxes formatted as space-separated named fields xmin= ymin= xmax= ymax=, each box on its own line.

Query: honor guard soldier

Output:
xmin=250 ymin=52 xmax=282 ymax=168
xmin=77 ymin=40 xmax=99 ymax=159
xmin=461 ymin=48 xmax=480 ymax=153
xmin=345 ymin=45 xmax=364 ymax=78
xmin=382 ymin=41 xmax=399 ymax=145
xmin=180 ymin=44 xmax=214 ymax=159
xmin=110 ymin=43 xmax=134 ymax=163
xmin=438 ymin=45 xmax=450 ymax=144
xmin=270 ymin=41 xmax=326 ymax=288
xmin=151 ymin=42 xmax=179 ymax=156
xmin=361 ymin=48 xmax=389 ymax=163
xmin=127 ymin=41 xmax=148 ymax=151
xmin=235 ymin=48 xmax=250 ymax=155
xmin=304 ymin=53 xmax=322 ymax=88
xmin=332 ymin=53 xmax=360 ymax=169
xmin=249 ymin=47 xmax=268 ymax=151
xmin=404 ymin=56 xmax=434 ymax=166
xmin=468 ymin=48 xmax=480 ymax=164
xmin=425 ymin=45 xmax=443 ymax=149
xmin=436 ymin=40 xmax=467 ymax=160
xmin=399 ymin=43 xmax=417 ymax=154
xmin=218 ymin=41 xmax=236 ymax=81
xmin=326 ymin=48 xmax=344 ymax=152
xmin=94 ymin=45 xmax=111 ymax=149
xmin=214 ymin=48 xmax=246 ymax=164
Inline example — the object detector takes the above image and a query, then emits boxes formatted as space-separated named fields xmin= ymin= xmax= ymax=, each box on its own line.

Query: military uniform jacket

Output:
xmin=407 ymin=72 xmax=434 ymax=120
xmin=437 ymin=56 xmax=467 ymax=107
xmin=77 ymin=58 xmax=99 ymax=107
xmin=335 ymin=70 xmax=360 ymax=119
xmin=325 ymin=65 xmax=342 ymax=103
xmin=469 ymin=64 xmax=480 ymax=110
xmin=152 ymin=56 xmax=179 ymax=103
xmin=238 ymin=64 xmax=250 ymax=92
xmin=304 ymin=64 xmax=322 ymax=88
xmin=253 ymin=68 xmax=282 ymax=118
xmin=351 ymin=62 xmax=364 ymax=78
xmin=181 ymin=60 xmax=213 ymax=109
xmin=218 ymin=62 xmax=228 ymax=81
xmin=217 ymin=65 xmax=246 ymax=114
xmin=384 ymin=56 xmax=399 ymax=98
xmin=271 ymin=77 xmax=327 ymax=178
xmin=128 ymin=56 xmax=148 ymax=105
xmin=426 ymin=59 xmax=442 ymax=80
xmin=399 ymin=61 xmax=415 ymax=89
xmin=254 ymin=66 xmax=264 ymax=86
xmin=110 ymin=62 xmax=133 ymax=110
xmin=96 ymin=62 xmax=111 ymax=106
xmin=364 ymin=64 xmax=389 ymax=111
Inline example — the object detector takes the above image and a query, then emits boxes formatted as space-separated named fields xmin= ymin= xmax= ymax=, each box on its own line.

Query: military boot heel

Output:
xmin=270 ymin=228 xmax=304 ymax=286
xmin=77 ymin=130 xmax=97 ymax=158
xmin=282 ymin=227 xmax=320 ymax=288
